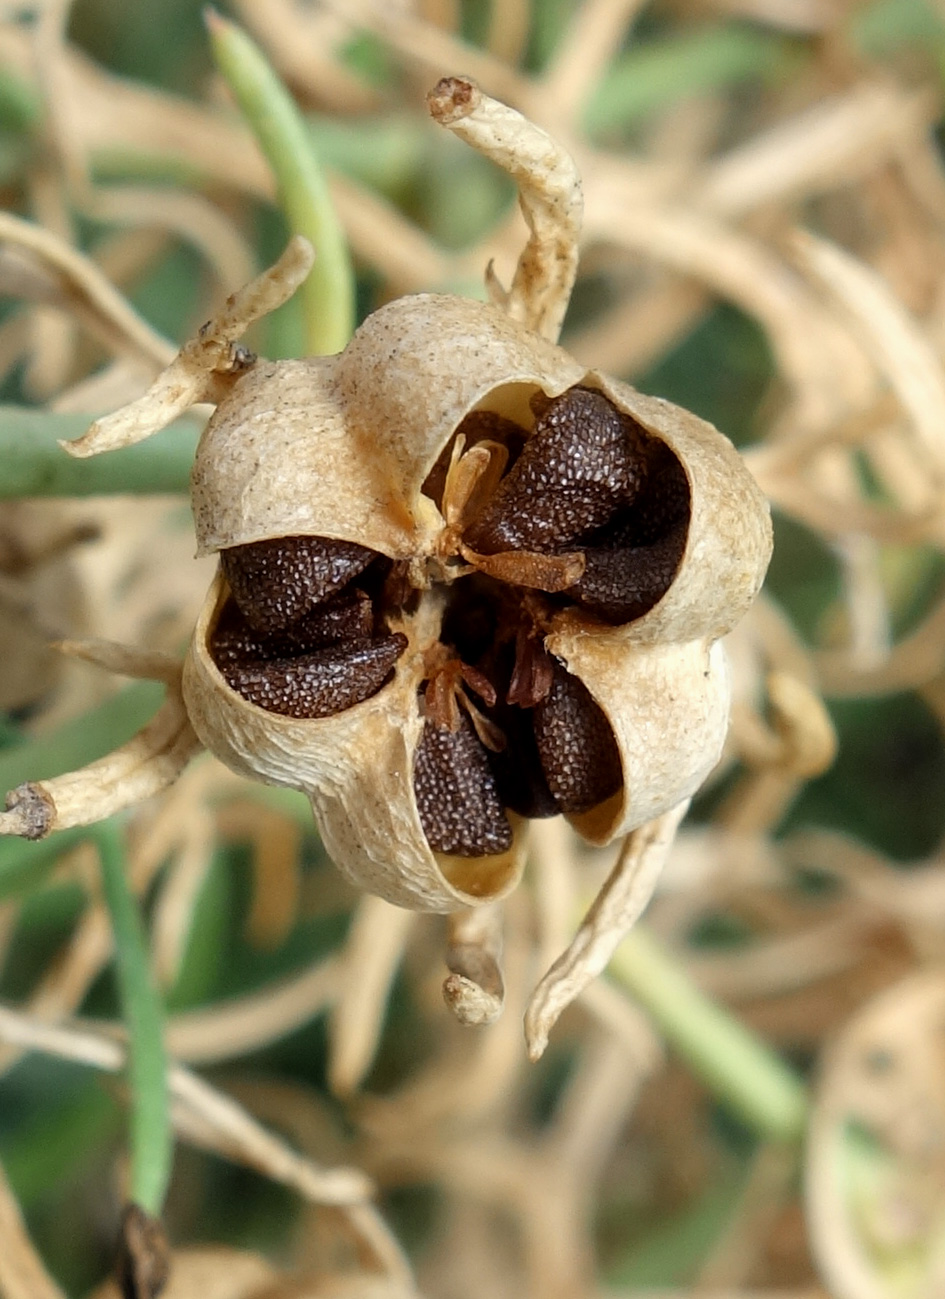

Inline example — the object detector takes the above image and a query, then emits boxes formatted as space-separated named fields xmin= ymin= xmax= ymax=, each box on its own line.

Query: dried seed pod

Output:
xmin=180 ymin=289 xmax=770 ymax=910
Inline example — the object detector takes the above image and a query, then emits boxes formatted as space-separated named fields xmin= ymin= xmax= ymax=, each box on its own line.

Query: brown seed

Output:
xmin=532 ymin=661 xmax=622 ymax=812
xmin=221 ymin=534 xmax=376 ymax=633
xmin=571 ymin=439 xmax=690 ymax=623
xmin=463 ymin=386 xmax=648 ymax=555
xmin=571 ymin=525 xmax=687 ymax=624
xmin=414 ymin=711 xmax=513 ymax=856
xmin=220 ymin=633 xmax=406 ymax=718
xmin=211 ymin=589 xmax=374 ymax=665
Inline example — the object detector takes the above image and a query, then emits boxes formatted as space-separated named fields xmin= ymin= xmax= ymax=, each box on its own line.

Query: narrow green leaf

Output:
xmin=609 ymin=924 xmax=809 ymax=1143
xmin=207 ymin=10 xmax=355 ymax=355
xmin=583 ymin=26 xmax=799 ymax=138
xmin=0 ymin=407 xmax=198 ymax=497
xmin=96 ymin=822 xmax=171 ymax=1216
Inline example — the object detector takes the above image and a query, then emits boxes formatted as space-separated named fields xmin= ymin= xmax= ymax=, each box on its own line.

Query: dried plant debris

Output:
xmin=115 ymin=1204 xmax=171 ymax=1299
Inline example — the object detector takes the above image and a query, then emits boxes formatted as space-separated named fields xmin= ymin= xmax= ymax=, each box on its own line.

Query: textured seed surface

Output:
xmin=287 ymin=588 xmax=375 ymax=648
xmin=572 ymin=526 xmax=688 ymax=623
xmin=211 ymin=589 xmax=374 ymax=666
xmin=220 ymin=633 xmax=406 ymax=718
xmin=463 ymin=387 xmax=648 ymax=554
xmin=608 ymin=440 xmax=690 ymax=546
xmin=221 ymin=534 xmax=375 ymax=632
xmin=414 ymin=713 xmax=513 ymax=856
xmin=532 ymin=662 xmax=623 ymax=812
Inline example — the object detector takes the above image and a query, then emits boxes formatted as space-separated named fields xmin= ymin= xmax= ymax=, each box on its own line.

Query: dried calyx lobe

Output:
xmin=208 ymin=385 xmax=690 ymax=860
xmin=414 ymin=386 xmax=691 ymax=857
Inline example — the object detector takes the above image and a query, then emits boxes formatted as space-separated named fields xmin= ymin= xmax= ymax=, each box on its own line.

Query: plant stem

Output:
xmin=96 ymin=822 xmax=171 ymax=1216
xmin=0 ymin=407 xmax=198 ymax=496
xmin=207 ymin=11 xmax=355 ymax=356
xmin=609 ymin=924 xmax=809 ymax=1144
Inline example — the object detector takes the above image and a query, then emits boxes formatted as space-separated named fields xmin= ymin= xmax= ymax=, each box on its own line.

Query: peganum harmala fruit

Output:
xmin=0 ymin=79 xmax=772 ymax=935
xmin=180 ymin=287 xmax=769 ymax=910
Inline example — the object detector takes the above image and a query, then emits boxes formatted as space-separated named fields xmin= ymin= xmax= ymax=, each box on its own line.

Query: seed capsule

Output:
xmin=180 ymin=292 xmax=771 ymax=910
xmin=414 ymin=711 xmax=513 ymax=856
xmin=221 ymin=534 xmax=376 ymax=633
xmin=463 ymin=386 xmax=648 ymax=555
xmin=219 ymin=633 xmax=407 ymax=719
xmin=532 ymin=661 xmax=622 ymax=813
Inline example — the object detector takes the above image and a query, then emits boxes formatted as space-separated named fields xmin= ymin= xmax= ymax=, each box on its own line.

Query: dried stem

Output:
xmin=443 ymin=902 xmax=505 ymax=1027
xmin=0 ymin=678 xmax=201 ymax=841
xmin=0 ymin=1004 xmax=371 ymax=1206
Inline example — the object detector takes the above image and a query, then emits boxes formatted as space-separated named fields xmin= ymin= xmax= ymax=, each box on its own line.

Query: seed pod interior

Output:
xmin=184 ymin=574 xmax=529 ymax=911
xmin=183 ymin=291 xmax=772 ymax=911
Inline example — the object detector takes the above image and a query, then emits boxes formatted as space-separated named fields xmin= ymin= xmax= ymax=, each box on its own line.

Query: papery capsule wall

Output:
xmin=184 ymin=291 xmax=772 ymax=912
xmin=183 ymin=573 xmax=528 ymax=911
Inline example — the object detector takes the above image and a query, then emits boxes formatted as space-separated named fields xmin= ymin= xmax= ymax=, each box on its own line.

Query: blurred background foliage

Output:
xmin=3 ymin=2 xmax=945 ymax=1298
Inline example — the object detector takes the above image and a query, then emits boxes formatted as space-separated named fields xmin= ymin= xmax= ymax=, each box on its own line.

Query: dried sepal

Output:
xmin=54 ymin=638 xmax=183 ymax=685
xmin=524 ymin=799 xmax=690 ymax=1062
xmin=64 ymin=236 xmax=314 ymax=458
xmin=427 ymin=76 xmax=582 ymax=343
xmin=0 ymin=671 xmax=201 ymax=841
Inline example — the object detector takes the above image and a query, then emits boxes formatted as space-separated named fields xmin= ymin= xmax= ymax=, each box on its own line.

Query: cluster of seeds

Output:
xmin=210 ymin=385 xmax=691 ymax=859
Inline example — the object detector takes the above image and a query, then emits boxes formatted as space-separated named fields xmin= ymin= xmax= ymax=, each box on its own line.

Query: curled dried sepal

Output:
xmin=525 ymin=799 xmax=690 ymax=1062
xmin=183 ymin=574 xmax=528 ymax=911
xmin=0 ymin=675 xmax=201 ymax=841
xmin=427 ymin=76 xmax=582 ymax=344
xmin=54 ymin=638 xmax=183 ymax=685
xmin=64 ymin=236 xmax=315 ymax=458
xmin=443 ymin=903 xmax=505 ymax=1026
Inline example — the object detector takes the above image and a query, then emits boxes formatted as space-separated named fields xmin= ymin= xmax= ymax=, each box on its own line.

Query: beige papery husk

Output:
xmin=182 ymin=289 xmax=771 ymax=911
xmin=2 ymin=79 xmax=772 ymax=925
